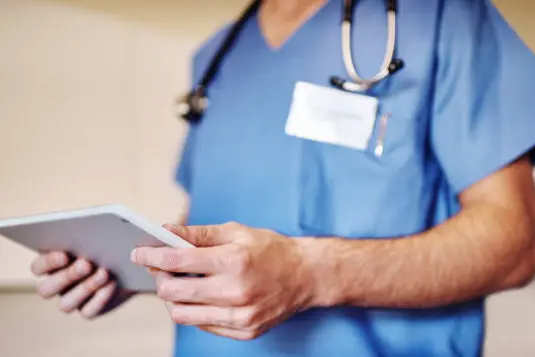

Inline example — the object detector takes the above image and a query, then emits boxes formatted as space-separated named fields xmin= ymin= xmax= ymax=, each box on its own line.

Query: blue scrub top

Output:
xmin=174 ymin=0 xmax=535 ymax=356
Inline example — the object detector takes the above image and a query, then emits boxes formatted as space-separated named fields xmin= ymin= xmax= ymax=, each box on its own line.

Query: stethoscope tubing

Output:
xmin=341 ymin=9 xmax=397 ymax=92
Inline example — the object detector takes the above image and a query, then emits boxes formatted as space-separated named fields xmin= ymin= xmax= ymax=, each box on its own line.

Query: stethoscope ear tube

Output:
xmin=198 ymin=0 xmax=262 ymax=90
xmin=339 ymin=0 xmax=401 ymax=92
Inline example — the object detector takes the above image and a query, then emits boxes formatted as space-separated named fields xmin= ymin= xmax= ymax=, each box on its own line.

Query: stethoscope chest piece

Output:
xmin=176 ymin=85 xmax=209 ymax=124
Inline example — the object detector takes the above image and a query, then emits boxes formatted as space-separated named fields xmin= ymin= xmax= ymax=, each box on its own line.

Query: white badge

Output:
xmin=285 ymin=81 xmax=379 ymax=151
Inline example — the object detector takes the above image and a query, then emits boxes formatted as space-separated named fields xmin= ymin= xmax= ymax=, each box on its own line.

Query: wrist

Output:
xmin=295 ymin=237 xmax=341 ymax=309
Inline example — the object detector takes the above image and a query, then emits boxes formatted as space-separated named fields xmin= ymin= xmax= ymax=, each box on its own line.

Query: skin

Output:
xmin=30 ymin=253 xmax=135 ymax=319
xmin=132 ymin=156 xmax=535 ymax=340
xmin=31 ymin=253 xmax=117 ymax=318
xmin=258 ymin=0 xmax=328 ymax=49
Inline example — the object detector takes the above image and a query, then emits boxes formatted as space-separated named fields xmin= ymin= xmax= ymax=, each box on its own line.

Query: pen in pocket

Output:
xmin=374 ymin=113 xmax=390 ymax=157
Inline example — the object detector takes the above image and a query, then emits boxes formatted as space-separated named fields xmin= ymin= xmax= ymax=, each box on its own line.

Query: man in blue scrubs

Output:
xmin=34 ymin=0 xmax=535 ymax=356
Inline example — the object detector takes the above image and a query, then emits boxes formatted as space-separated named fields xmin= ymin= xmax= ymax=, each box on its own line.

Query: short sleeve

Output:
xmin=174 ymin=56 xmax=201 ymax=194
xmin=174 ymin=25 xmax=233 ymax=194
xmin=431 ymin=0 xmax=535 ymax=194
xmin=175 ymin=125 xmax=198 ymax=194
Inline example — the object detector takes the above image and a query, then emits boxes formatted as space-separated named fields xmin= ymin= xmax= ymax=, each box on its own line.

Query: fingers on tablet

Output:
xmin=31 ymin=251 xmax=69 ymax=276
xmin=80 ymin=281 xmax=117 ymax=319
xmin=36 ymin=259 xmax=92 ymax=299
xmin=58 ymin=268 xmax=110 ymax=313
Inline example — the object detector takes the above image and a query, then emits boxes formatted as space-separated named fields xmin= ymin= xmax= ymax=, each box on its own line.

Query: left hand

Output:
xmin=130 ymin=222 xmax=315 ymax=340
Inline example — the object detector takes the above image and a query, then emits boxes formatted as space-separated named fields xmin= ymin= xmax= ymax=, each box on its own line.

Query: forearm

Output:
xmin=300 ymin=202 xmax=535 ymax=309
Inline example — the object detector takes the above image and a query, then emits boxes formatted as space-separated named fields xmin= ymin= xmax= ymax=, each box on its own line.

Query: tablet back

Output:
xmin=0 ymin=205 xmax=190 ymax=291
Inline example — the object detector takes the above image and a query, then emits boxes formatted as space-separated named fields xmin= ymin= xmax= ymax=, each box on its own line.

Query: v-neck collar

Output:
xmin=253 ymin=0 xmax=335 ymax=54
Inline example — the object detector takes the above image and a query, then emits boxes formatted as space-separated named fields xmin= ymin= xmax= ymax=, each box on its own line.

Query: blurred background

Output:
xmin=0 ymin=0 xmax=534 ymax=356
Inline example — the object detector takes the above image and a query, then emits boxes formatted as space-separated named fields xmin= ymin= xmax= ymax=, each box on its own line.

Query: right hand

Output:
xmin=31 ymin=251 xmax=117 ymax=319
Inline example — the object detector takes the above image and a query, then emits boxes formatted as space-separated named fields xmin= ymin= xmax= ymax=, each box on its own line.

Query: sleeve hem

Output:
xmin=451 ymin=143 xmax=535 ymax=196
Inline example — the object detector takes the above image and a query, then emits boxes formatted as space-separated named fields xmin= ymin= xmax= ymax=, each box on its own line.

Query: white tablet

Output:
xmin=0 ymin=204 xmax=193 ymax=292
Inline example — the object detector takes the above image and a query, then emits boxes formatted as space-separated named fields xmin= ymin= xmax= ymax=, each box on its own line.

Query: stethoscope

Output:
xmin=176 ymin=0 xmax=404 ymax=124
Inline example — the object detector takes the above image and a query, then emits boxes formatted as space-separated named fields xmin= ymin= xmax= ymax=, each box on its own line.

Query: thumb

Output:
xmin=163 ymin=224 xmax=229 ymax=247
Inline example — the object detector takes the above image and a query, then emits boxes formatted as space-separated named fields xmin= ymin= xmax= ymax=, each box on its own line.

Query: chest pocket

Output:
xmin=296 ymin=103 xmax=426 ymax=239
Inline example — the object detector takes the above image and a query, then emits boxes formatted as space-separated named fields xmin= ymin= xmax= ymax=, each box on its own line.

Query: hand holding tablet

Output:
xmin=0 ymin=204 xmax=193 ymax=292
